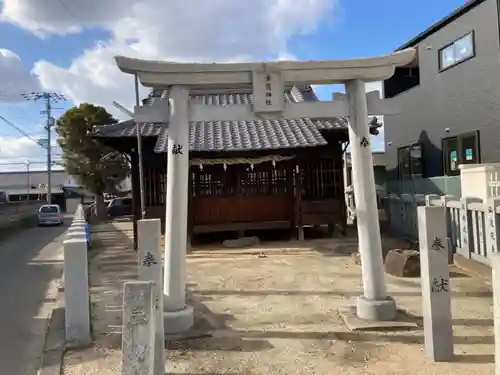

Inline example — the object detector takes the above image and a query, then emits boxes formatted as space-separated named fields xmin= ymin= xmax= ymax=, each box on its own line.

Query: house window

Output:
xmin=442 ymin=131 xmax=480 ymax=176
xmin=398 ymin=143 xmax=424 ymax=180
xmin=439 ymin=32 xmax=475 ymax=71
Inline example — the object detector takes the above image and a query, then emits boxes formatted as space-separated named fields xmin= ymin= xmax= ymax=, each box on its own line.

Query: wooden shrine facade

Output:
xmin=90 ymin=86 xmax=378 ymax=239
xmin=117 ymin=139 xmax=347 ymax=238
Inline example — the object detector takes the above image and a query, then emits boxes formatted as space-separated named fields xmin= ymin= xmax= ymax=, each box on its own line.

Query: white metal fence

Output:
xmin=385 ymin=194 xmax=500 ymax=266
xmin=489 ymin=171 xmax=500 ymax=198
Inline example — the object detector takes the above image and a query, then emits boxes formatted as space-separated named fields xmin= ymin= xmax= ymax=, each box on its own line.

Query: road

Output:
xmin=0 ymin=220 xmax=68 ymax=375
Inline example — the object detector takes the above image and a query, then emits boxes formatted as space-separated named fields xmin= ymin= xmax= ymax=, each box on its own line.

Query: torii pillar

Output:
xmin=115 ymin=48 xmax=416 ymax=327
xmin=345 ymin=79 xmax=393 ymax=319
xmin=162 ymin=85 xmax=194 ymax=332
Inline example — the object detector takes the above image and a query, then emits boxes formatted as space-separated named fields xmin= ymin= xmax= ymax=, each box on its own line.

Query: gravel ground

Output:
xmin=63 ymin=223 xmax=495 ymax=375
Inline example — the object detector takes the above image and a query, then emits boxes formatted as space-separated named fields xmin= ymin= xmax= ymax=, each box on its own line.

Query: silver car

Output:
xmin=38 ymin=204 xmax=64 ymax=226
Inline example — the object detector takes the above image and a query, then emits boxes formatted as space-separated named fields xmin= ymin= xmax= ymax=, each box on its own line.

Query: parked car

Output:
xmin=0 ymin=191 xmax=9 ymax=203
xmin=107 ymin=197 xmax=133 ymax=218
xmin=38 ymin=204 xmax=64 ymax=226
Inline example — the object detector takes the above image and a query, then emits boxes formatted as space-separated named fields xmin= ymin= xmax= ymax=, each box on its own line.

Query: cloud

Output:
xmin=0 ymin=136 xmax=40 ymax=157
xmin=0 ymin=49 xmax=41 ymax=102
xmin=0 ymin=135 xmax=62 ymax=167
xmin=1 ymin=0 xmax=338 ymax=118
xmin=0 ymin=136 xmax=44 ymax=170
xmin=365 ymin=81 xmax=383 ymax=96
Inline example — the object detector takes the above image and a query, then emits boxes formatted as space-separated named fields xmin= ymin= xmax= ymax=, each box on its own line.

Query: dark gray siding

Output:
xmin=384 ymin=0 xmax=500 ymax=180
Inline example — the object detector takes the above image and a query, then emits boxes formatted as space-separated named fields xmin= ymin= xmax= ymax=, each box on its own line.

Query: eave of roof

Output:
xmin=396 ymin=0 xmax=486 ymax=51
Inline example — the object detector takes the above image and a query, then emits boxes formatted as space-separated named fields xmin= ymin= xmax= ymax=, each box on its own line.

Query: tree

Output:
xmin=56 ymin=103 xmax=130 ymax=218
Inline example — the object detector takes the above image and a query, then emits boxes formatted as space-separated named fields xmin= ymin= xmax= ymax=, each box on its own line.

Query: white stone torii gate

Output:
xmin=114 ymin=48 xmax=416 ymax=333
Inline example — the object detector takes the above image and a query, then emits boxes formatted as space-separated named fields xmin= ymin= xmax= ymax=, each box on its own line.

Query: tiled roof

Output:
xmin=92 ymin=86 xmax=348 ymax=152
xmin=91 ymin=120 xmax=164 ymax=137
xmin=154 ymin=118 xmax=328 ymax=153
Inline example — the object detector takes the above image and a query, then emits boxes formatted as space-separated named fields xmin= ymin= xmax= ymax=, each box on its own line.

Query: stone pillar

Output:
xmin=63 ymin=238 xmax=91 ymax=346
xmin=458 ymin=197 xmax=482 ymax=259
xmin=121 ymin=281 xmax=156 ymax=375
xmin=67 ymin=229 xmax=87 ymax=240
xmin=417 ymin=206 xmax=453 ymax=362
xmin=491 ymin=253 xmax=500 ymax=375
xmin=138 ymin=219 xmax=165 ymax=375
xmin=163 ymin=85 xmax=194 ymax=333
xmin=345 ymin=79 xmax=396 ymax=321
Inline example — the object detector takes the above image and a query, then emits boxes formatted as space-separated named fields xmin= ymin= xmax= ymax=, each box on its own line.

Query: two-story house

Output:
xmin=383 ymin=0 xmax=500 ymax=185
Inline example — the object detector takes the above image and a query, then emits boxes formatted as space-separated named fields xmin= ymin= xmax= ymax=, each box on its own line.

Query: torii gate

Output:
xmin=115 ymin=48 xmax=416 ymax=333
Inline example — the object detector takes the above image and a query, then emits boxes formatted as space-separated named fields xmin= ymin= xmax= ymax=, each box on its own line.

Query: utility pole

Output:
xmin=22 ymin=92 xmax=66 ymax=204
xmin=46 ymin=97 xmax=52 ymax=204
xmin=26 ymin=160 xmax=31 ymax=201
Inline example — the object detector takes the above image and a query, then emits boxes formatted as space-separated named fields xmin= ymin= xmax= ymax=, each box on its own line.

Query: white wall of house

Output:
xmin=0 ymin=170 xmax=78 ymax=195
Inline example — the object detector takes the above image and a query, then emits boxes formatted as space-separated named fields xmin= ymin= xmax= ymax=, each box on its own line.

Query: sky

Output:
xmin=0 ymin=0 xmax=469 ymax=172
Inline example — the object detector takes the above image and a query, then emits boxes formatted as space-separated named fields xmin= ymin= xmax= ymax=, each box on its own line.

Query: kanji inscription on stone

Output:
xmin=431 ymin=237 xmax=445 ymax=252
xmin=252 ymin=69 xmax=284 ymax=114
xmin=360 ymin=136 xmax=370 ymax=148
xmin=172 ymin=144 xmax=183 ymax=155
xmin=265 ymin=74 xmax=273 ymax=105
xmin=129 ymin=307 xmax=148 ymax=326
xmin=142 ymin=252 xmax=157 ymax=267
xmin=431 ymin=277 xmax=449 ymax=293
xmin=461 ymin=214 xmax=468 ymax=245
xmin=486 ymin=203 xmax=498 ymax=253
xmin=154 ymin=295 xmax=160 ymax=309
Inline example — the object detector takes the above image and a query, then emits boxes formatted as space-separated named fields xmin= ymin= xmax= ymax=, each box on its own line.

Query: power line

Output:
xmin=57 ymin=0 xmax=80 ymax=23
xmin=22 ymin=92 xmax=67 ymax=204
xmin=0 ymin=88 xmax=43 ymax=124
xmin=0 ymin=155 xmax=63 ymax=161
xmin=0 ymin=115 xmax=46 ymax=149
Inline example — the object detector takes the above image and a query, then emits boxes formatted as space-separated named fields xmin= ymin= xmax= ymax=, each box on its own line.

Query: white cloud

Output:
xmin=0 ymin=136 xmax=38 ymax=156
xmin=365 ymin=81 xmax=383 ymax=97
xmin=0 ymin=136 xmax=44 ymax=170
xmin=0 ymin=48 xmax=41 ymax=102
xmin=0 ymin=135 xmax=62 ymax=170
xmin=1 ymin=0 xmax=339 ymax=118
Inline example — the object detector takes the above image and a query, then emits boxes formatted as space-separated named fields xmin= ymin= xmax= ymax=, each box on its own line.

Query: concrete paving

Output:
xmin=0 ymin=220 xmax=67 ymax=375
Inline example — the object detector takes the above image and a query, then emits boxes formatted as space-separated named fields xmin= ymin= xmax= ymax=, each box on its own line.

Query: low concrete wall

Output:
xmin=0 ymin=201 xmax=42 ymax=237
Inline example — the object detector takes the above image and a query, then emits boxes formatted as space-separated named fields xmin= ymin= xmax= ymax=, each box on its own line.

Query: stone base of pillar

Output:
xmin=356 ymin=295 xmax=397 ymax=321
xmin=163 ymin=305 xmax=194 ymax=334
xmin=298 ymin=226 xmax=304 ymax=241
